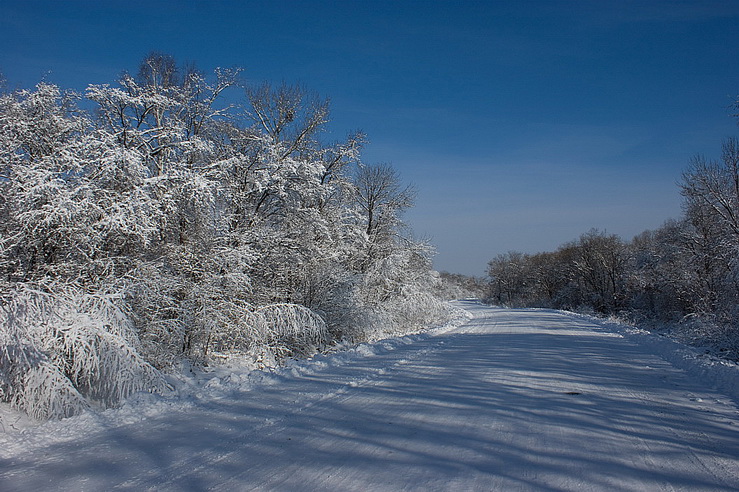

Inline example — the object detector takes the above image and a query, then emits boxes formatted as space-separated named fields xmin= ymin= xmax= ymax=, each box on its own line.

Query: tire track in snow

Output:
xmin=110 ymin=332 xmax=452 ymax=491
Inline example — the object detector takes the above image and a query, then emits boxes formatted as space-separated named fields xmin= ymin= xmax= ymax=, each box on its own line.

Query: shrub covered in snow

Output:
xmin=0 ymin=284 xmax=168 ymax=419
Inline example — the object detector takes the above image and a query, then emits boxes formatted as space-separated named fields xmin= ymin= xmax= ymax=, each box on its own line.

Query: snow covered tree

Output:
xmin=354 ymin=163 xmax=415 ymax=241
xmin=0 ymin=83 xmax=153 ymax=284
xmin=487 ymin=252 xmax=531 ymax=306
xmin=676 ymin=138 xmax=739 ymax=347
xmin=681 ymin=138 xmax=739 ymax=248
xmin=0 ymin=54 xmax=451 ymax=419
xmin=571 ymin=230 xmax=629 ymax=313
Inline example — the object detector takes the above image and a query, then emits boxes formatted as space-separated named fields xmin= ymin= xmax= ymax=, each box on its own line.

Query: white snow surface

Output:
xmin=1 ymin=300 xmax=739 ymax=491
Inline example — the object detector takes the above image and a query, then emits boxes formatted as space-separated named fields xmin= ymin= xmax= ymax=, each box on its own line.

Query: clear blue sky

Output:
xmin=2 ymin=1 xmax=739 ymax=276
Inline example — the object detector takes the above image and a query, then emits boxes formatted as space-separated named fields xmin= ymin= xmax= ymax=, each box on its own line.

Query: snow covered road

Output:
xmin=2 ymin=301 xmax=739 ymax=491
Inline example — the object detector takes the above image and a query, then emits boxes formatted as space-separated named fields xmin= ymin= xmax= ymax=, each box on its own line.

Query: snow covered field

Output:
xmin=1 ymin=300 xmax=738 ymax=491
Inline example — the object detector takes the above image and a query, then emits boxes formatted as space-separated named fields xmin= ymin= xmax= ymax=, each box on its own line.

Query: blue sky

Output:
xmin=2 ymin=1 xmax=739 ymax=276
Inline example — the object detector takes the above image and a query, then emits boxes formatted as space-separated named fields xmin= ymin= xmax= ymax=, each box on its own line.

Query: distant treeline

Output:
xmin=486 ymin=128 xmax=739 ymax=359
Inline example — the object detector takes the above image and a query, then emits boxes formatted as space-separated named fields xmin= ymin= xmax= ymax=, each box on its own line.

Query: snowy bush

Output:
xmin=184 ymin=300 xmax=329 ymax=361
xmin=675 ymin=314 xmax=739 ymax=360
xmin=0 ymin=284 xmax=169 ymax=419
xmin=357 ymin=247 xmax=448 ymax=336
xmin=254 ymin=303 xmax=329 ymax=356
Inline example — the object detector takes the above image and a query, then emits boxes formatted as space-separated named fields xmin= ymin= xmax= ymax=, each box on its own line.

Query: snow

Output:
xmin=1 ymin=300 xmax=738 ymax=491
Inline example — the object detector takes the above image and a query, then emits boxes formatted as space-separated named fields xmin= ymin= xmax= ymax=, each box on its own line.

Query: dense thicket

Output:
xmin=0 ymin=54 xmax=448 ymax=419
xmin=485 ymin=112 xmax=739 ymax=359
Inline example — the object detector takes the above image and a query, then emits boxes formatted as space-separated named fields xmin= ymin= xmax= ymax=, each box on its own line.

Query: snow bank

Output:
xmin=571 ymin=312 xmax=739 ymax=403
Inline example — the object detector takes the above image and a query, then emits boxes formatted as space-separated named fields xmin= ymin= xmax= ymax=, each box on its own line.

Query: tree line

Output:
xmin=0 ymin=53 xmax=449 ymax=419
xmin=486 ymin=119 xmax=739 ymax=360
